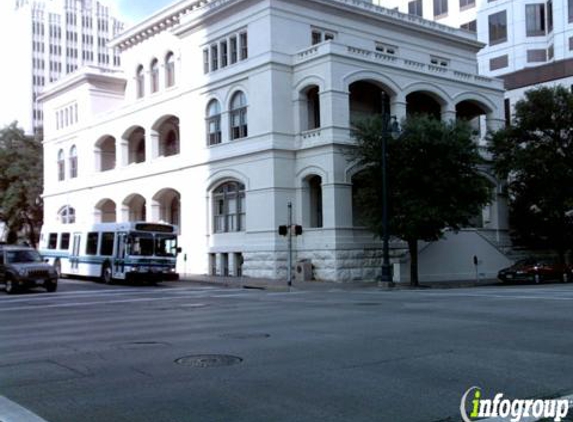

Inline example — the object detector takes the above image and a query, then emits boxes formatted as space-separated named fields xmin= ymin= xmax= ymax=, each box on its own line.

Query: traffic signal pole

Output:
xmin=287 ymin=202 xmax=293 ymax=286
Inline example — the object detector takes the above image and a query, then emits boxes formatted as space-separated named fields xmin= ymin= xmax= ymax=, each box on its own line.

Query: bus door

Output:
xmin=70 ymin=233 xmax=81 ymax=273
xmin=113 ymin=232 xmax=127 ymax=279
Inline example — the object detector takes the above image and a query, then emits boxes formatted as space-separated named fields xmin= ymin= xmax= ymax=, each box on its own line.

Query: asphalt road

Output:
xmin=1 ymin=279 xmax=573 ymax=422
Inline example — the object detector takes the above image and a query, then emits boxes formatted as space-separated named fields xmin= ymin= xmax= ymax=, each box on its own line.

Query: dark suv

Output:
xmin=0 ymin=245 xmax=58 ymax=294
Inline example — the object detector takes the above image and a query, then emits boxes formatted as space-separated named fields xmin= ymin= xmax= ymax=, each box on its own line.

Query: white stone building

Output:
xmin=40 ymin=0 xmax=510 ymax=283
xmin=0 ymin=0 xmax=124 ymax=134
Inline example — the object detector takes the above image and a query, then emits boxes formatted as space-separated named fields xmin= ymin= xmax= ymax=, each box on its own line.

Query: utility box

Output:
xmin=295 ymin=259 xmax=313 ymax=282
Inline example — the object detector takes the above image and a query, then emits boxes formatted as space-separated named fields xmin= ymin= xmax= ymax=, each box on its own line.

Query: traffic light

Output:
xmin=294 ymin=225 xmax=303 ymax=236
xmin=278 ymin=225 xmax=288 ymax=236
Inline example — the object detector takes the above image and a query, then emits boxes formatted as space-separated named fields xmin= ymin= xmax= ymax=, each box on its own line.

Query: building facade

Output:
xmin=0 ymin=0 xmax=124 ymax=134
xmin=40 ymin=0 xmax=509 ymax=283
xmin=379 ymin=0 xmax=573 ymax=113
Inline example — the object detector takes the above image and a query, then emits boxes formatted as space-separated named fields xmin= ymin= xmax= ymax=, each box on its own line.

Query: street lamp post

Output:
xmin=380 ymin=112 xmax=400 ymax=287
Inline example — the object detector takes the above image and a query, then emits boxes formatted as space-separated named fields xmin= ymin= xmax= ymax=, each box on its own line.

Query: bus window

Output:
xmin=48 ymin=233 xmax=58 ymax=249
xmin=86 ymin=232 xmax=99 ymax=255
xmin=60 ymin=233 xmax=70 ymax=250
xmin=128 ymin=234 xmax=154 ymax=256
xmin=100 ymin=232 xmax=114 ymax=256
xmin=156 ymin=235 xmax=178 ymax=257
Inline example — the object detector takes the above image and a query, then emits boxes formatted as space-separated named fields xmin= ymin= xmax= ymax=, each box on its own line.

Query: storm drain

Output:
xmin=174 ymin=354 xmax=243 ymax=368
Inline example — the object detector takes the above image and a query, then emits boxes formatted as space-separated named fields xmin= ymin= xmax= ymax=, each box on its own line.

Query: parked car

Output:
xmin=497 ymin=258 xmax=572 ymax=284
xmin=0 ymin=245 xmax=58 ymax=294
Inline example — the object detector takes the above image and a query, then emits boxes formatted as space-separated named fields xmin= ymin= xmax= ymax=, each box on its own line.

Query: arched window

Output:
xmin=69 ymin=145 xmax=78 ymax=178
xmin=213 ymin=181 xmax=246 ymax=233
xmin=230 ymin=91 xmax=248 ymax=140
xmin=305 ymin=86 xmax=321 ymax=130
xmin=136 ymin=65 xmax=144 ymax=98
xmin=150 ymin=58 xmax=159 ymax=93
xmin=57 ymin=149 xmax=65 ymax=181
xmin=58 ymin=206 xmax=75 ymax=224
xmin=165 ymin=52 xmax=175 ymax=88
xmin=206 ymin=100 xmax=221 ymax=145
xmin=156 ymin=116 xmax=179 ymax=157
xmin=308 ymin=175 xmax=323 ymax=228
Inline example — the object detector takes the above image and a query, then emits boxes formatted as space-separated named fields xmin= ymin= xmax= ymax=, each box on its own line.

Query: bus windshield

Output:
xmin=127 ymin=233 xmax=155 ymax=256
xmin=155 ymin=235 xmax=178 ymax=257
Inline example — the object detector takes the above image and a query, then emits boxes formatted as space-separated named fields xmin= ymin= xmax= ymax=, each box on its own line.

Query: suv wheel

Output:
xmin=45 ymin=281 xmax=57 ymax=293
xmin=5 ymin=278 xmax=18 ymax=295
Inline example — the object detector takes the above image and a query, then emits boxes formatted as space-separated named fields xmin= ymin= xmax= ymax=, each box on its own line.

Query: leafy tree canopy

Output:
xmin=350 ymin=115 xmax=493 ymax=285
xmin=489 ymin=86 xmax=573 ymax=259
xmin=0 ymin=122 xmax=43 ymax=246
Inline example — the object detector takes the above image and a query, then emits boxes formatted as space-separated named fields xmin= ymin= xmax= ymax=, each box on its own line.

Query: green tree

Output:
xmin=0 ymin=122 xmax=43 ymax=246
xmin=490 ymin=86 xmax=573 ymax=262
xmin=350 ymin=115 xmax=492 ymax=286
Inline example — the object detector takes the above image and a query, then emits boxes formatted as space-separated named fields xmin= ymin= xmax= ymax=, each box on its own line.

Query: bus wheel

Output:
xmin=101 ymin=263 xmax=113 ymax=285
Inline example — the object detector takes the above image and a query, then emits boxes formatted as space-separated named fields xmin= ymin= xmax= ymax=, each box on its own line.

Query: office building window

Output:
xmin=489 ymin=11 xmax=507 ymax=45
xmin=408 ymin=0 xmax=423 ymax=16
xmin=526 ymin=4 xmax=546 ymax=36
xmin=433 ymin=0 xmax=448 ymax=18
xmin=459 ymin=0 xmax=475 ymax=10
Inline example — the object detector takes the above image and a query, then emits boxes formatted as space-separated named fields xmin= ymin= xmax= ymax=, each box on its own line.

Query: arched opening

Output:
xmin=95 ymin=199 xmax=116 ymax=223
xmin=230 ymin=91 xmax=248 ymax=140
xmin=212 ymin=181 xmax=245 ymax=233
xmin=125 ymin=127 xmax=145 ymax=164
xmin=150 ymin=58 xmax=159 ymax=93
xmin=165 ymin=52 xmax=175 ymax=88
xmin=406 ymin=92 xmax=442 ymax=120
xmin=154 ymin=116 xmax=179 ymax=157
xmin=456 ymin=99 xmax=489 ymax=143
xmin=301 ymin=85 xmax=320 ymax=131
xmin=303 ymin=175 xmax=323 ymax=228
xmin=349 ymin=80 xmax=391 ymax=125
xmin=69 ymin=145 xmax=78 ymax=178
xmin=58 ymin=206 xmax=76 ymax=224
xmin=206 ymin=99 xmax=222 ymax=145
xmin=351 ymin=170 xmax=370 ymax=227
xmin=153 ymin=188 xmax=181 ymax=226
xmin=57 ymin=149 xmax=65 ymax=181
xmin=136 ymin=65 xmax=144 ymax=98
xmin=124 ymin=194 xmax=146 ymax=222
xmin=95 ymin=135 xmax=116 ymax=172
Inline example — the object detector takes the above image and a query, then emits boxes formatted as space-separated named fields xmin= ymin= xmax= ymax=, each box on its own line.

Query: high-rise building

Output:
xmin=375 ymin=0 xmax=573 ymax=112
xmin=0 ymin=0 xmax=124 ymax=134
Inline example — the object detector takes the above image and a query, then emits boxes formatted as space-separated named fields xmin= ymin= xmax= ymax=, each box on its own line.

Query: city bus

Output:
xmin=39 ymin=222 xmax=180 ymax=284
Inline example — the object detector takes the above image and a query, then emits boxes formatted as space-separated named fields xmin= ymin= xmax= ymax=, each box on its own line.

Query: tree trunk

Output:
xmin=408 ymin=238 xmax=419 ymax=287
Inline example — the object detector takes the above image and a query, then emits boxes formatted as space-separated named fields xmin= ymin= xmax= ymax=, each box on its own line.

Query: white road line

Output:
xmin=0 ymin=293 xmax=220 ymax=312
xmin=0 ymin=287 xmax=230 ymax=304
xmin=421 ymin=292 xmax=573 ymax=301
xmin=0 ymin=396 xmax=51 ymax=422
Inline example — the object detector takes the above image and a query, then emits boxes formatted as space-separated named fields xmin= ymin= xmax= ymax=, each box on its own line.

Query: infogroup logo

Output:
xmin=460 ymin=386 xmax=570 ymax=422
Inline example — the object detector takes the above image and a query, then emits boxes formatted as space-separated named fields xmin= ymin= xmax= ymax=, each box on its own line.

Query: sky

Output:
xmin=113 ymin=0 xmax=176 ymax=25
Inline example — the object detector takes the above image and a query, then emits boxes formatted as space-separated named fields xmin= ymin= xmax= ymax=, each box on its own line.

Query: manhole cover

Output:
xmin=220 ymin=333 xmax=270 ymax=340
xmin=174 ymin=354 xmax=243 ymax=368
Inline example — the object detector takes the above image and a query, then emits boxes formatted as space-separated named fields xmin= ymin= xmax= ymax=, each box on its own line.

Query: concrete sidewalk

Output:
xmin=178 ymin=273 xmax=501 ymax=291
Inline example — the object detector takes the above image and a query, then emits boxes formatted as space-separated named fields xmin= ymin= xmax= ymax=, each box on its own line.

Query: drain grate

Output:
xmin=220 ymin=333 xmax=270 ymax=340
xmin=174 ymin=354 xmax=243 ymax=368
xmin=355 ymin=302 xmax=382 ymax=306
